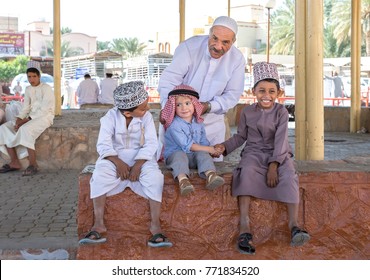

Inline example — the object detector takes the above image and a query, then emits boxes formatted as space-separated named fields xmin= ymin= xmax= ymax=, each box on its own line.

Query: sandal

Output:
xmin=0 ymin=164 xmax=20 ymax=173
xmin=290 ymin=226 xmax=310 ymax=246
xmin=22 ymin=165 xmax=39 ymax=176
xmin=237 ymin=232 xmax=255 ymax=255
xmin=79 ymin=230 xmax=107 ymax=245
xmin=148 ymin=233 xmax=173 ymax=248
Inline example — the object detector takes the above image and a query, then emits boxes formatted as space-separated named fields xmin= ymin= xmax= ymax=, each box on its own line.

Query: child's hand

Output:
xmin=129 ymin=160 xmax=146 ymax=182
xmin=208 ymin=146 xmax=217 ymax=155
xmin=214 ymin=144 xmax=226 ymax=155
xmin=116 ymin=160 xmax=131 ymax=180
xmin=267 ymin=162 xmax=279 ymax=188
xmin=129 ymin=164 xmax=141 ymax=181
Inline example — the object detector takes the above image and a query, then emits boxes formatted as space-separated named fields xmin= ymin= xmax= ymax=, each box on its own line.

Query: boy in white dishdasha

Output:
xmin=79 ymin=81 xmax=172 ymax=248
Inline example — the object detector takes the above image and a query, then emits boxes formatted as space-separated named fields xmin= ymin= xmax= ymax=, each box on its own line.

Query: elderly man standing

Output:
xmin=158 ymin=16 xmax=245 ymax=160
xmin=76 ymin=73 xmax=99 ymax=106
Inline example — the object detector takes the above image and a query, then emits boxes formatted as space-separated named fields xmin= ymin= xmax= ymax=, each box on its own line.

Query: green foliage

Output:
xmin=0 ymin=56 xmax=29 ymax=82
xmin=271 ymin=0 xmax=370 ymax=57
xmin=40 ymin=40 xmax=84 ymax=57
xmin=110 ymin=37 xmax=147 ymax=59
xmin=97 ymin=41 xmax=111 ymax=51
xmin=50 ymin=26 xmax=73 ymax=35
xmin=270 ymin=0 xmax=295 ymax=55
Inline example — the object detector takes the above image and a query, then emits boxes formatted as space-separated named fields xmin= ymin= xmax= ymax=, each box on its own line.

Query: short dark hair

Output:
xmin=84 ymin=73 xmax=91 ymax=79
xmin=253 ymin=78 xmax=280 ymax=91
xmin=119 ymin=106 xmax=138 ymax=113
xmin=26 ymin=68 xmax=40 ymax=77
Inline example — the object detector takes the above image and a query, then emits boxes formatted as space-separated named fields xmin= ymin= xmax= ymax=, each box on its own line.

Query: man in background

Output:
xmin=76 ymin=73 xmax=99 ymax=106
xmin=98 ymin=72 xmax=117 ymax=105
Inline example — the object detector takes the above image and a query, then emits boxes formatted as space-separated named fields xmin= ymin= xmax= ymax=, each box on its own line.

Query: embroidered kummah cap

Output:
xmin=253 ymin=62 xmax=280 ymax=87
xmin=26 ymin=60 xmax=42 ymax=73
xmin=113 ymin=81 xmax=148 ymax=110
xmin=212 ymin=16 xmax=238 ymax=35
xmin=168 ymin=84 xmax=199 ymax=99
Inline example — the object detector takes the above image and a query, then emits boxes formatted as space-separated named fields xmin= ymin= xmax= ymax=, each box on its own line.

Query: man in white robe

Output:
xmin=158 ymin=16 xmax=245 ymax=161
xmin=98 ymin=72 xmax=117 ymax=104
xmin=0 ymin=61 xmax=55 ymax=175
xmin=76 ymin=73 xmax=99 ymax=105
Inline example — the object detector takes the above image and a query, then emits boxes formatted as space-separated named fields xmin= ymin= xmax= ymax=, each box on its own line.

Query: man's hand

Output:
xmin=14 ymin=117 xmax=29 ymax=131
xmin=159 ymin=109 xmax=165 ymax=125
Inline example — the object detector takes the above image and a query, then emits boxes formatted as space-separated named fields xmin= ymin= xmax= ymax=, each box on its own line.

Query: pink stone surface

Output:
xmin=77 ymin=171 xmax=369 ymax=260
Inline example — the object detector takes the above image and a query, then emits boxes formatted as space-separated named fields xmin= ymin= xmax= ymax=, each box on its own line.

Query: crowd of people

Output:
xmin=0 ymin=16 xmax=310 ymax=255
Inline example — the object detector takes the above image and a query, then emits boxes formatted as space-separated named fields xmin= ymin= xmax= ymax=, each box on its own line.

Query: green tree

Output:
xmin=0 ymin=55 xmax=29 ymax=82
xmin=97 ymin=41 xmax=111 ymax=51
xmin=111 ymin=38 xmax=127 ymax=56
xmin=50 ymin=26 xmax=73 ymax=35
xmin=111 ymin=37 xmax=146 ymax=58
xmin=40 ymin=40 xmax=84 ymax=57
xmin=269 ymin=0 xmax=295 ymax=55
xmin=330 ymin=0 xmax=370 ymax=56
xmin=122 ymin=37 xmax=146 ymax=58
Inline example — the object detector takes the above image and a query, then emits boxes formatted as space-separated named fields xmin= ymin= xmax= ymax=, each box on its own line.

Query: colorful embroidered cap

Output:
xmin=27 ymin=60 xmax=41 ymax=73
xmin=113 ymin=81 xmax=148 ymax=110
xmin=212 ymin=16 xmax=238 ymax=35
xmin=168 ymin=84 xmax=199 ymax=99
xmin=253 ymin=62 xmax=280 ymax=87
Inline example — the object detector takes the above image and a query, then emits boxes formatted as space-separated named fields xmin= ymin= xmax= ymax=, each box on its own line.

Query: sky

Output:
xmin=1 ymin=0 xmax=284 ymax=42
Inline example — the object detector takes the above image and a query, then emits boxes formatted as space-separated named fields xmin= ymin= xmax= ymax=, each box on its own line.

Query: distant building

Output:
xmin=0 ymin=16 xmax=97 ymax=58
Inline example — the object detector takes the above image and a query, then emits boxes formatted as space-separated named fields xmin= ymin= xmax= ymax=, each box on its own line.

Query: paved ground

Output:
xmin=1 ymin=122 xmax=370 ymax=259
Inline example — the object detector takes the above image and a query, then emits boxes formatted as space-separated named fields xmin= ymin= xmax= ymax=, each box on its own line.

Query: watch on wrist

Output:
xmin=205 ymin=102 xmax=211 ymax=114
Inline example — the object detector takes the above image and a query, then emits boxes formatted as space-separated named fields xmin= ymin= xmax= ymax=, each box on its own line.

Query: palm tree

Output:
xmin=269 ymin=0 xmax=295 ymax=55
xmin=97 ymin=41 xmax=111 ymax=51
xmin=121 ymin=37 xmax=146 ymax=58
xmin=111 ymin=37 xmax=146 ymax=58
xmin=50 ymin=26 xmax=73 ymax=35
xmin=330 ymin=0 xmax=370 ymax=56
xmin=40 ymin=40 xmax=84 ymax=57
xmin=110 ymin=38 xmax=126 ymax=56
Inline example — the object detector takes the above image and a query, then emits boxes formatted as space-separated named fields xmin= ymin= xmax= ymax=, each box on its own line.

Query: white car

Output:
xmin=10 ymin=73 xmax=54 ymax=95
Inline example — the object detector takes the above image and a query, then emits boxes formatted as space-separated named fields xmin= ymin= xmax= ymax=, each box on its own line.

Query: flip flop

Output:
xmin=79 ymin=230 xmax=107 ymax=245
xmin=22 ymin=165 xmax=39 ymax=176
xmin=237 ymin=232 xmax=256 ymax=255
xmin=148 ymin=233 xmax=173 ymax=248
xmin=0 ymin=164 xmax=20 ymax=173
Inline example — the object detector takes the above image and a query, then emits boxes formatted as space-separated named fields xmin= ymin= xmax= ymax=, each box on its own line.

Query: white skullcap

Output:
xmin=212 ymin=16 xmax=238 ymax=35
xmin=27 ymin=60 xmax=41 ymax=73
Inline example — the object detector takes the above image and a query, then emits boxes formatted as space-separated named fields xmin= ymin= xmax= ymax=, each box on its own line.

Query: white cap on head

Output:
xmin=212 ymin=16 xmax=238 ymax=35
xmin=27 ymin=60 xmax=41 ymax=73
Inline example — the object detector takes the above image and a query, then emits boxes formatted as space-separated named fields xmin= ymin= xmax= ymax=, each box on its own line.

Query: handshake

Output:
xmin=209 ymin=144 xmax=226 ymax=158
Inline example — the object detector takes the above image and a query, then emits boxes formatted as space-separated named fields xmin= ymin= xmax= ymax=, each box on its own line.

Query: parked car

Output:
xmin=10 ymin=73 xmax=54 ymax=95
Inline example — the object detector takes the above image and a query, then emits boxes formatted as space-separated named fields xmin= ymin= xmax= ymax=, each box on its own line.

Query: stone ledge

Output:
xmin=76 ymin=165 xmax=370 ymax=260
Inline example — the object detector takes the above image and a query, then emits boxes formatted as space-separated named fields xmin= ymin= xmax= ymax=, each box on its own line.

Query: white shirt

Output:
xmin=76 ymin=79 xmax=99 ymax=105
xmin=98 ymin=78 xmax=117 ymax=104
